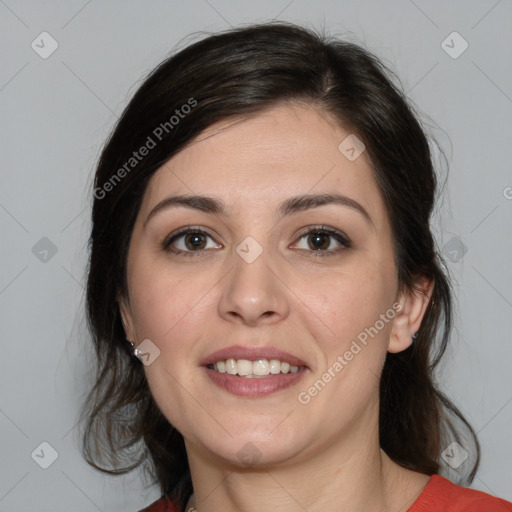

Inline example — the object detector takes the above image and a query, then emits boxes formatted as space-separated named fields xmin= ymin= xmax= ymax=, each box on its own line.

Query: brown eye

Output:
xmin=307 ymin=232 xmax=331 ymax=251
xmin=163 ymin=228 xmax=221 ymax=257
xmin=183 ymin=232 xmax=207 ymax=250
xmin=293 ymin=226 xmax=352 ymax=257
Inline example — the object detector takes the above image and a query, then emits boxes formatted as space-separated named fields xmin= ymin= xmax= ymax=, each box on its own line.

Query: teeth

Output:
xmin=269 ymin=359 xmax=281 ymax=374
xmin=237 ymin=359 xmax=253 ymax=376
xmin=225 ymin=358 xmax=237 ymax=375
xmin=211 ymin=358 xmax=304 ymax=377
xmin=253 ymin=359 xmax=270 ymax=376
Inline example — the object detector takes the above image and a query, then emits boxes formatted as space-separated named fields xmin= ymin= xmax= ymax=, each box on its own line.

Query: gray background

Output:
xmin=1 ymin=0 xmax=511 ymax=510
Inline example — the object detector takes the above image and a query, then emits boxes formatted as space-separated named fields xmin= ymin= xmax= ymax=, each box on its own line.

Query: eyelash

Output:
xmin=162 ymin=225 xmax=352 ymax=258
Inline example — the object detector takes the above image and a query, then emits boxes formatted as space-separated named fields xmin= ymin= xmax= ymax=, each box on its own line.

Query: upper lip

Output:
xmin=201 ymin=345 xmax=308 ymax=368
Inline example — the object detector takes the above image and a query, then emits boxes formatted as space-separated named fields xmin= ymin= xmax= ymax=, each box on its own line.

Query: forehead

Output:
xmin=140 ymin=103 xmax=386 ymax=226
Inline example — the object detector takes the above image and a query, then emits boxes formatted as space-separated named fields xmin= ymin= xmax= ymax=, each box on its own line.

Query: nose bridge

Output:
xmin=218 ymin=229 xmax=287 ymax=324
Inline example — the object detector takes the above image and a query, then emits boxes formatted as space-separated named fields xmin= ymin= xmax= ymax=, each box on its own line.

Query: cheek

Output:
xmin=301 ymin=270 xmax=395 ymax=408
xmin=306 ymin=259 xmax=396 ymax=350
xmin=126 ymin=246 xmax=210 ymax=343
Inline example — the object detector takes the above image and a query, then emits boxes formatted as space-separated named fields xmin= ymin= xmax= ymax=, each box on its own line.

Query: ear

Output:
xmin=388 ymin=276 xmax=434 ymax=354
xmin=117 ymin=293 xmax=137 ymax=343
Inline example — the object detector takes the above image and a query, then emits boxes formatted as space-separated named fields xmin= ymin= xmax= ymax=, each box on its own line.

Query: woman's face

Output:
xmin=120 ymin=103 xmax=420 ymax=468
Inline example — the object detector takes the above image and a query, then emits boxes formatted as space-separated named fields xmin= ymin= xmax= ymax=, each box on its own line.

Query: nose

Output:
xmin=218 ymin=243 xmax=289 ymax=326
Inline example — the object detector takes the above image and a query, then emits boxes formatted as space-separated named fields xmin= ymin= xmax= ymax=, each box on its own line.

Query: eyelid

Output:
xmin=162 ymin=226 xmax=219 ymax=252
xmin=294 ymin=225 xmax=351 ymax=246
xmin=291 ymin=225 xmax=352 ymax=256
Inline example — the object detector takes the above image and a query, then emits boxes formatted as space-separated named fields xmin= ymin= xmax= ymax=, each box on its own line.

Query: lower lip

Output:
xmin=203 ymin=367 xmax=307 ymax=397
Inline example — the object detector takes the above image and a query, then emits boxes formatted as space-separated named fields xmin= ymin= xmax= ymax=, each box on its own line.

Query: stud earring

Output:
xmin=127 ymin=339 xmax=142 ymax=358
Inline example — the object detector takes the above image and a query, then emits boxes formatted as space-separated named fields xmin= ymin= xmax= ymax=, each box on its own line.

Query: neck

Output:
xmin=183 ymin=410 xmax=427 ymax=512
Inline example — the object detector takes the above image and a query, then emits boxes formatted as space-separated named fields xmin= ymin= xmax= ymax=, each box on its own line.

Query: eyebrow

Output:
xmin=144 ymin=192 xmax=374 ymax=228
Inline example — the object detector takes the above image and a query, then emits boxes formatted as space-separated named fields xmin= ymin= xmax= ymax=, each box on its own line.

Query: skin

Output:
xmin=119 ymin=102 xmax=434 ymax=512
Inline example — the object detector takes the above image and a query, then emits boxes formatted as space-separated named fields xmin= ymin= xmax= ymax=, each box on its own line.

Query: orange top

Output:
xmin=407 ymin=474 xmax=512 ymax=511
xmin=140 ymin=474 xmax=512 ymax=511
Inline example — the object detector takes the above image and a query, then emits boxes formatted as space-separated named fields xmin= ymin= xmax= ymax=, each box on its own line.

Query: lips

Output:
xmin=201 ymin=345 xmax=309 ymax=397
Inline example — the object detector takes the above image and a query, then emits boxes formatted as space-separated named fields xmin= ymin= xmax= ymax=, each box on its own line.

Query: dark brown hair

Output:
xmin=80 ymin=21 xmax=480 ymax=508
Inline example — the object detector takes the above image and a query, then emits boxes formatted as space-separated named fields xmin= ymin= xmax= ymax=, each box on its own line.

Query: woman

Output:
xmin=80 ymin=22 xmax=512 ymax=511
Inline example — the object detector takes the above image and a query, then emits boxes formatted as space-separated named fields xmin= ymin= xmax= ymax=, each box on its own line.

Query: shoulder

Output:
xmin=409 ymin=474 xmax=512 ymax=512
xmin=138 ymin=495 xmax=182 ymax=512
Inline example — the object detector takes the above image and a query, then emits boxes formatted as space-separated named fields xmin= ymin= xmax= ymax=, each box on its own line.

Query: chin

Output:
xmin=190 ymin=426 xmax=308 ymax=469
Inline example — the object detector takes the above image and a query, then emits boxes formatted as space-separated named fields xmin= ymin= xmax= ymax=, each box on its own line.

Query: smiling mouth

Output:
xmin=207 ymin=358 xmax=307 ymax=378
